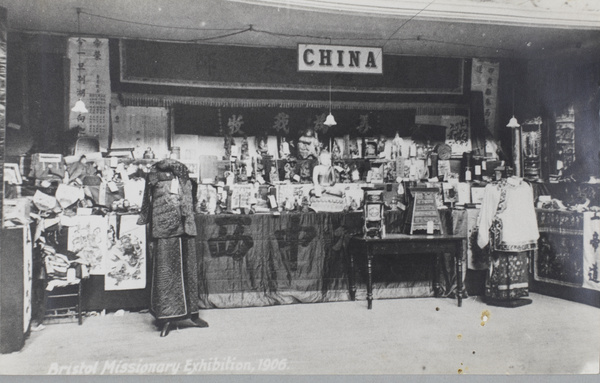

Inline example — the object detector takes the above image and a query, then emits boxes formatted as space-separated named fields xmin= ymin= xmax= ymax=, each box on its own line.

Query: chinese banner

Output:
xmin=0 ymin=7 xmax=6 ymax=229
xmin=471 ymin=58 xmax=499 ymax=137
xmin=583 ymin=212 xmax=600 ymax=291
xmin=68 ymin=37 xmax=111 ymax=148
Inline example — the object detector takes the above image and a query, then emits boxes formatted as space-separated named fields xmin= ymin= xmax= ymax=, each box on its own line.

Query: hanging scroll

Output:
xmin=555 ymin=106 xmax=575 ymax=176
xmin=0 ymin=7 xmax=5 ymax=229
xmin=471 ymin=59 xmax=499 ymax=137
xmin=68 ymin=37 xmax=111 ymax=147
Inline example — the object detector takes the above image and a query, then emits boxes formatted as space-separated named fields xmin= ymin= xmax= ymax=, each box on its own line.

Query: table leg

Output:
xmin=349 ymin=243 xmax=356 ymax=301
xmin=433 ymin=253 xmax=440 ymax=298
xmin=456 ymin=240 xmax=464 ymax=307
xmin=78 ymin=281 xmax=83 ymax=325
xmin=367 ymin=247 xmax=373 ymax=310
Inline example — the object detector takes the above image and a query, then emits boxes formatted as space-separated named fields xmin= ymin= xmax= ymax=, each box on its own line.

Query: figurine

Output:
xmin=350 ymin=163 xmax=361 ymax=182
xmin=340 ymin=162 xmax=351 ymax=183
xmin=391 ymin=133 xmax=403 ymax=159
xmin=240 ymin=136 xmax=250 ymax=160
xmin=256 ymin=135 xmax=269 ymax=157
xmin=237 ymin=162 xmax=248 ymax=183
xmin=332 ymin=140 xmax=342 ymax=161
xmin=143 ymin=147 xmax=155 ymax=159
xmin=299 ymin=160 xmax=313 ymax=183
xmin=283 ymin=162 xmax=293 ymax=181
xmin=297 ymin=128 xmax=319 ymax=159
xmin=301 ymin=196 xmax=311 ymax=213
xmin=312 ymin=150 xmax=336 ymax=187
xmin=349 ymin=139 xmax=360 ymax=159
xmin=269 ymin=165 xmax=280 ymax=183
xmin=377 ymin=135 xmax=387 ymax=158
xmin=279 ymin=137 xmax=290 ymax=159
xmin=284 ymin=197 xmax=294 ymax=211
xmin=198 ymin=199 xmax=208 ymax=214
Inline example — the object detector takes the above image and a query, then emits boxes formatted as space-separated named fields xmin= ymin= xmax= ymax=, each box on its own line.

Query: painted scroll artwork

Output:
xmin=105 ymin=214 xmax=146 ymax=291
xmin=67 ymin=215 xmax=108 ymax=275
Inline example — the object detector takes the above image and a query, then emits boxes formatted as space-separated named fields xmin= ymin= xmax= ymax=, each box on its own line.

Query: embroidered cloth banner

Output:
xmin=583 ymin=212 xmax=600 ymax=291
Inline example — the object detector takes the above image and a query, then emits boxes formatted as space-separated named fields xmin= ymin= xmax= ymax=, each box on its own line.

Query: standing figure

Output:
xmin=279 ymin=137 xmax=291 ymax=159
xmin=138 ymin=159 xmax=209 ymax=337
xmin=391 ymin=133 xmax=403 ymax=159
xmin=477 ymin=176 xmax=539 ymax=307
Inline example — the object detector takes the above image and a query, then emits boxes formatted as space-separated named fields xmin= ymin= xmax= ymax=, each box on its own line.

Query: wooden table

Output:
xmin=349 ymin=234 xmax=466 ymax=309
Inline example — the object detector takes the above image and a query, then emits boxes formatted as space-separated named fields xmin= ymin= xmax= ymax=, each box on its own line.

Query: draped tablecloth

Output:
xmin=194 ymin=209 xmax=468 ymax=309
xmin=534 ymin=209 xmax=584 ymax=287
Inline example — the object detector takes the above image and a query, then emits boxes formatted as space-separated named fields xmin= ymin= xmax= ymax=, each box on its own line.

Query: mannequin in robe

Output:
xmin=138 ymin=159 xmax=209 ymax=336
xmin=477 ymin=176 xmax=539 ymax=307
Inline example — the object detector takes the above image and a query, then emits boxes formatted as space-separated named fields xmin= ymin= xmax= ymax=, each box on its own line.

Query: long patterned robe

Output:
xmin=138 ymin=159 xmax=199 ymax=320
xmin=477 ymin=177 xmax=539 ymax=301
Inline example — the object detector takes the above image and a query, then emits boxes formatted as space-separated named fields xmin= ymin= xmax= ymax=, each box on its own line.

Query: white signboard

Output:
xmin=298 ymin=44 xmax=382 ymax=74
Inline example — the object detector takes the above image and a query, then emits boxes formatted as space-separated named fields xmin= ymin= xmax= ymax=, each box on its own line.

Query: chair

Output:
xmin=43 ymin=280 xmax=83 ymax=325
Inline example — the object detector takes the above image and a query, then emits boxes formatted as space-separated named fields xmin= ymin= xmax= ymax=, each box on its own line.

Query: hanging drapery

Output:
xmin=119 ymin=92 xmax=468 ymax=114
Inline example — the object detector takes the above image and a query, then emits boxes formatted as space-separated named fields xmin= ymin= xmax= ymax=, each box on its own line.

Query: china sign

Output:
xmin=298 ymin=44 xmax=382 ymax=74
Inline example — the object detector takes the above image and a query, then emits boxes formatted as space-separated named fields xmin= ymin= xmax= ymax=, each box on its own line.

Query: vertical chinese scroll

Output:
xmin=0 ymin=7 xmax=6 ymax=229
xmin=68 ymin=37 xmax=111 ymax=148
xmin=471 ymin=58 xmax=500 ymax=138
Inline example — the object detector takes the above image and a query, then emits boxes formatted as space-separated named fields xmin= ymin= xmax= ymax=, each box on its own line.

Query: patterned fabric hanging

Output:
xmin=583 ymin=211 xmax=600 ymax=291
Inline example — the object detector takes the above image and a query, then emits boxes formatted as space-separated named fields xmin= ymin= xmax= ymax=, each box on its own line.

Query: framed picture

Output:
xmin=181 ymin=159 xmax=200 ymax=180
xmin=363 ymin=138 xmax=378 ymax=159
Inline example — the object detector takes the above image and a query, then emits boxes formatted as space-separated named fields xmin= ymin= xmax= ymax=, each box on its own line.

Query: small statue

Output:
xmin=198 ymin=199 xmax=208 ymax=214
xmin=340 ymin=162 xmax=351 ymax=183
xmin=283 ymin=162 xmax=293 ymax=181
xmin=284 ymin=197 xmax=294 ymax=211
xmin=269 ymin=165 xmax=280 ymax=183
xmin=350 ymin=163 xmax=361 ymax=182
xmin=312 ymin=150 xmax=335 ymax=187
xmin=279 ymin=137 xmax=290 ymax=159
xmin=143 ymin=147 xmax=155 ymax=159
xmin=301 ymin=196 xmax=311 ymax=213
xmin=392 ymin=133 xmax=403 ymax=159
xmin=377 ymin=135 xmax=387 ymax=158
xmin=348 ymin=139 xmax=360 ymax=159
xmin=384 ymin=162 xmax=395 ymax=183
xmin=299 ymin=161 xmax=313 ymax=183
xmin=332 ymin=140 xmax=342 ymax=161
xmin=237 ymin=162 xmax=248 ymax=183
xmin=297 ymin=128 xmax=319 ymax=159
xmin=240 ymin=136 xmax=250 ymax=160
xmin=256 ymin=136 xmax=269 ymax=157
xmin=215 ymin=194 xmax=224 ymax=215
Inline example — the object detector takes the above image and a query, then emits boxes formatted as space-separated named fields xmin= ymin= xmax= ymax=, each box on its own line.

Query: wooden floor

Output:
xmin=0 ymin=293 xmax=598 ymax=376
